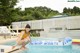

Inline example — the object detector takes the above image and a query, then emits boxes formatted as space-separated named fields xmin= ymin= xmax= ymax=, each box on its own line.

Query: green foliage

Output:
xmin=30 ymin=32 xmax=40 ymax=37
xmin=20 ymin=6 xmax=59 ymax=20
xmin=63 ymin=6 xmax=80 ymax=16
xmin=0 ymin=0 xmax=18 ymax=26
xmin=0 ymin=0 xmax=59 ymax=26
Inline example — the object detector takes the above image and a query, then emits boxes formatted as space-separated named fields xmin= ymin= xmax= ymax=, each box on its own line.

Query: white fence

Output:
xmin=40 ymin=30 xmax=80 ymax=39
xmin=11 ymin=16 xmax=80 ymax=39
xmin=31 ymin=20 xmax=43 ymax=29
xmin=11 ymin=16 xmax=80 ymax=30
xmin=12 ymin=22 xmax=22 ymax=29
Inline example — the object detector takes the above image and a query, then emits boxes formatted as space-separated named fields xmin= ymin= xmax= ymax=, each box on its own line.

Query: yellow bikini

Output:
xmin=21 ymin=31 xmax=30 ymax=40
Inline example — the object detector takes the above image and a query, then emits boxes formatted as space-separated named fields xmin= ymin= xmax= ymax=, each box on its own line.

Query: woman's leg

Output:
xmin=20 ymin=40 xmax=30 ymax=50
xmin=12 ymin=46 xmax=16 ymax=49
xmin=12 ymin=43 xmax=18 ymax=49
xmin=20 ymin=42 xmax=26 ymax=50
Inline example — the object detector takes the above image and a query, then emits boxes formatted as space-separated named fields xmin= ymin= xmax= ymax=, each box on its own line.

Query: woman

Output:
xmin=12 ymin=24 xmax=31 ymax=50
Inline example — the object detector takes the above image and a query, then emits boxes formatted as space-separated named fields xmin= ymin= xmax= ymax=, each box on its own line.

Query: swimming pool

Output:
xmin=3 ymin=38 xmax=80 ymax=53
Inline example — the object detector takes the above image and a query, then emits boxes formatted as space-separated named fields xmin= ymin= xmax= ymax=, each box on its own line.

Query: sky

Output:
xmin=15 ymin=0 xmax=80 ymax=13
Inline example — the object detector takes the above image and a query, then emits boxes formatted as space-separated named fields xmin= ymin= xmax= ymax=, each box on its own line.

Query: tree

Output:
xmin=20 ymin=6 xmax=59 ymax=20
xmin=0 ymin=1 xmax=60 ymax=26
xmin=73 ymin=6 xmax=80 ymax=15
xmin=0 ymin=0 xmax=18 ymax=26
xmin=63 ymin=7 xmax=68 ymax=14
xmin=63 ymin=6 xmax=80 ymax=16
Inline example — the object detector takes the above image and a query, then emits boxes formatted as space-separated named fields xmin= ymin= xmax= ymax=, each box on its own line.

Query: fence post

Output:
xmin=16 ymin=26 xmax=19 ymax=36
xmin=8 ymin=26 xmax=11 ymax=38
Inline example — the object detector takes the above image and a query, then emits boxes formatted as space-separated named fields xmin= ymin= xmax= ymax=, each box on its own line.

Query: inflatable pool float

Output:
xmin=72 ymin=39 xmax=80 ymax=44
xmin=30 ymin=37 xmax=72 ymax=46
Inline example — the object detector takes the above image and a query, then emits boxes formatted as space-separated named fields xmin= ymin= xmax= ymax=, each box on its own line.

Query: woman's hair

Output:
xmin=25 ymin=24 xmax=31 ymax=28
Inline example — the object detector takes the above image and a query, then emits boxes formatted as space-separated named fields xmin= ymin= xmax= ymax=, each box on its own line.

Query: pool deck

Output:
xmin=0 ymin=45 xmax=20 ymax=53
xmin=0 ymin=38 xmax=22 ymax=53
xmin=0 ymin=38 xmax=18 ymax=53
xmin=0 ymin=38 xmax=17 ymax=44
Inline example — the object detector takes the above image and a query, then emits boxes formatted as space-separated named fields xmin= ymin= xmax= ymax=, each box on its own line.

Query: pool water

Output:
xmin=3 ymin=39 xmax=80 ymax=53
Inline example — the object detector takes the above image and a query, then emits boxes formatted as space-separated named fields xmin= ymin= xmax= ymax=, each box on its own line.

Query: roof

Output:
xmin=51 ymin=15 xmax=70 ymax=18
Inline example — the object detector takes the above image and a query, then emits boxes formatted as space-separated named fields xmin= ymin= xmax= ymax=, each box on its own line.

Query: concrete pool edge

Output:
xmin=0 ymin=37 xmax=80 ymax=44
xmin=0 ymin=38 xmax=17 ymax=44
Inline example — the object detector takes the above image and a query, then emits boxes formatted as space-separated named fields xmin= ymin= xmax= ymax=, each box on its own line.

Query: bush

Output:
xmin=30 ymin=32 xmax=40 ymax=37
